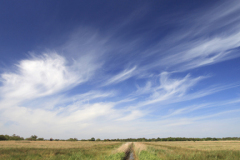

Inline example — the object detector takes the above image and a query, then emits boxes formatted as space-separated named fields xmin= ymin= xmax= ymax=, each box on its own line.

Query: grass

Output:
xmin=1 ymin=141 xmax=240 ymax=159
xmin=104 ymin=152 xmax=125 ymax=160
xmin=0 ymin=141 xmax=124 ymax=160
xmin=134 ymin=141 xmax=240 ymax=160
xmin=137 ymin=150 xmax=160 ymax=160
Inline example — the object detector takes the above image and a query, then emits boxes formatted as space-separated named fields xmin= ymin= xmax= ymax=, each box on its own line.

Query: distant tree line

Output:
xmin=1 ymin=134 xmax=240 ymax=141
xmin=0 ymin=134 xmax=43 ymax=141
xmin=101 ymin=137 xmax=240 ymax=141
xmin=0 ymin=134 xmax=24 ymax=140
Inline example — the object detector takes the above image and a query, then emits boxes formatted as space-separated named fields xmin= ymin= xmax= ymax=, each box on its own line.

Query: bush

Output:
xmin=37 ymin=138 xmax=44 ymax=141
xmin=7 ymin=134 xmax=24 ymax=140
xmin=26 ymin=135 xmax=37 ymax=141
xmin=90 ymin=137 xmax=95 ymax=141
xmin=4 ymin=135 xmax=10 ymax=140
xmin=67 ymin=138 xmax=78 ymax=141
xmin=0 ymin=135 xmax=7 ymax=140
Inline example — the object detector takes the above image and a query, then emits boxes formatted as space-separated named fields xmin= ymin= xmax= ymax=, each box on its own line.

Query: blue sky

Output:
xmin=0 ymin=0 xmax=240 ymax=139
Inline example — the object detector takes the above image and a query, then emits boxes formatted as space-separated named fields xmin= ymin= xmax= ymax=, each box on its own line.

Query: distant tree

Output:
xmin=205 ymin=137 xmax=212 ymax=141
xmin=31 ymin=135 xmax=38 ymax=141
xmin=9 ymin=134 xmax=24 ymax=140
xmin=4 ymin=135 xmax=10 ymax=140
xmin=26 ymin=135 xmax=37 ymax=141
xmin=0 ymin=135 xmax=7 ymax=140
xmin=67 ymin=138 xmax=78 ymax=141
xmin=37 ymin=138 xmax=44 ymax=141
xmin=96 ymin=138 xmax=101 ymax=141
xmin=90 ymin=137 xmax=95 ymax=141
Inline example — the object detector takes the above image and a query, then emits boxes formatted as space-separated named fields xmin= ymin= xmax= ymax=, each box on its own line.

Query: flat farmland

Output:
xmin=134 ymin=141 xmax=240 ymax=160
xmin=0 ymin=141 xmax=125 ymax=160
xmin=1 ymin=141 xmax=240 ymax=159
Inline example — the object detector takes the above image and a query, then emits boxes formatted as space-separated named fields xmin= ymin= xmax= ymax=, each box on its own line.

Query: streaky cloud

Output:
xmin=102 ymin=66 xmax=137 ymax=86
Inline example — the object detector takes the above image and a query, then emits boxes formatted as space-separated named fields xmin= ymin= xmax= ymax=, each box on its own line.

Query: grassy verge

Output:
xmin=136 ymin=149 xmax=161 ymax=160
xmin=104 ymin=152 xmax=125 ymax=160
xmin=134 ymin=142 xmax=161 ymax=160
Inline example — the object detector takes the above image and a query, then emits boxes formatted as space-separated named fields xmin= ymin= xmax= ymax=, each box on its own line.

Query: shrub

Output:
xmin=26 ymin=135 xmax=37 ymax=141
xmin=67 ymin=138 xmax=78 ymax=141
xmin=9 ymin=134 xmax=24 ymax=140
xmin=0 ymin=135 xmax=7 ymax=140
xmin=37 ymin=138 xmax=44 ymax=141
xmin=90 ymin=137 xmax=95 ymax=141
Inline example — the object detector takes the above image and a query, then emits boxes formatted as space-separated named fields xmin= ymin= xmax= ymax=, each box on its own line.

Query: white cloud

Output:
xmin=134 ymin=81 xmax=152 ymax=95
xmin=160 ymin=32 xmax=240 ymax=71
xmin=159 ymin=96 xmax=240 ymax=119
xmin=0 ymin=54 xmax=77 ymax=101
xmin=58 ymin=103 xmax=116 ymax=123
xmin=103 ymin=66 xmax=137 ymax=86
xmin=162 ymin=104 xmax=209 ymax=118
xmin=61 ymin=90 xmax=116 ymax=106
xmin=117 ymin=110 xmax=145 ymax=121
xmin=138 ymin=1 xmax=240 ymax=73
xmin=134 ymin=72 xmax=205 ymax=107
xmin=0 ymin=53 xmax=100 ymax=108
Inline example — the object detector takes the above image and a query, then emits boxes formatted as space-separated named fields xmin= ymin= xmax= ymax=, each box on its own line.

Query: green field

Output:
xmin=0 ymin=141 xmax=125 ymax=160
xmin=0 ymin=141 xmax=240 ymax=159
xmin=134 ymin=141 xmax=240 ymax=160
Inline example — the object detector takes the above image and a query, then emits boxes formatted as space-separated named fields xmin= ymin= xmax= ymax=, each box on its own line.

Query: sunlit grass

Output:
xmin=137 ymin=149 xmax=161 ymax=160
xmin=2 ymin=141 xmax=240 ymax=159
xmin=103 ymin=152 xmax=125 ymax=160
xmin=134 ymin=141 xmax=240 ymax=160
xmin=0 ymin=141 xmax=124 ymax=160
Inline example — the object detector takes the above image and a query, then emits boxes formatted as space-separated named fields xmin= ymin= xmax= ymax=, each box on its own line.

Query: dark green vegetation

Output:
xmin=1 ymin=134 xmax=240 ymax=141
xmin=0 ymin=134 xmax=24 ymax=141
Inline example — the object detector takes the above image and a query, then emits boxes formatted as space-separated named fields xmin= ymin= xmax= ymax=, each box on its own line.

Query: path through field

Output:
xmin=115 ymin=142 xmax=136 ymax=160
xmin=128 ymin=150 xmax=135 ymax=160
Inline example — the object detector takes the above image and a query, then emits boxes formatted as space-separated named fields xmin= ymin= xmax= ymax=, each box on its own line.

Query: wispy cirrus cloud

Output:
xmin=132 ymin=72 xmax=206 ymax=107
xmin=162 ymin=104 xmax=210 ymax=119
xmin=1 ymin=1 xmax=240 ymax=139
xmin=102 ymin=66 xmax=137 ymax=86
xmin=137 ymin=1 xmax=240 ymax=73
xmin=117 ymin=110 xmax=146 ymax=121
xmin=159 ymin=32 xmax=240 ymax=72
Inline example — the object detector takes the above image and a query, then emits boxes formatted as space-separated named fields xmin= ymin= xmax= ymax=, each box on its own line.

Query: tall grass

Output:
xmin=135 ymin=141 xmax=240 ymax=160
xmin=1 ymin=141 xmax=239 ymax=159
xmin=0 ymin=141 xmax=124 ymax=160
